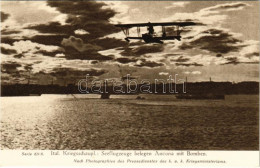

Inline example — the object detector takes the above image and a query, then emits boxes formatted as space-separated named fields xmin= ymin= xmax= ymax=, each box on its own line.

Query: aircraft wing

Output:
xmin=126 ymin=36 xmax=182 ymax=40
xmin=127 ymin=37 xmax=143 ymax=39
xmin=154 ymin=36 xmax=182 ymax=41
xmin=115 ymin=22 xmax=202 ymax=28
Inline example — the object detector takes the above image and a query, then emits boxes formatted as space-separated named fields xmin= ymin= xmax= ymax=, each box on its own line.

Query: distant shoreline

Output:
xmin=1 ymin=81 xmax=259 ymax=96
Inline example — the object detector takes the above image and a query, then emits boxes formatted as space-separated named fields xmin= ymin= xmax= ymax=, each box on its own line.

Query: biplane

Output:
xmin=115 ymin=22 xmax=201 ymax=44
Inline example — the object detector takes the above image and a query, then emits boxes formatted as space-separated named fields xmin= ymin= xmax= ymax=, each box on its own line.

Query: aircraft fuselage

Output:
xmin=142 ymin=34 xmax=163 ymax=44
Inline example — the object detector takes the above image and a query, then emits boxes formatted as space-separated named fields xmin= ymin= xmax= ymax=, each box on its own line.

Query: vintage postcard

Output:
xmin=0 ymin=0 xmax=259 ymax=167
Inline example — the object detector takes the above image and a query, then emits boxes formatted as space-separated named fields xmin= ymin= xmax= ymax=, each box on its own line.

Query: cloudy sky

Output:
xmin=1 ymin=1 xmax=259 ymax=85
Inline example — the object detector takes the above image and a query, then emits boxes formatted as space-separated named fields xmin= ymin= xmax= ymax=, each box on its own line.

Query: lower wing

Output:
xmin=154 ymin=36 xmax=181 ymax=41
xmin=127 ymin=37 xmax=143 ymax=39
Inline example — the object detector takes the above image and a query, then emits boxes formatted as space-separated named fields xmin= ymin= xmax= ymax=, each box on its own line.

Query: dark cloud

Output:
xmin=47 ymin=1 xmax=120 ymax=37
xmin=183 ymin=36 xmax=194 ymax=40
xmin=222 ymin=56 xmax=259 ymax=65
xmin=27 ymin=21 xmax=121 ymax=46
xmin=116 ymin=57 xmax=137 ymax=64
xmin=135 ymin=59 xmax=164 ymax=68
xmin=179 ymin=43 xmax=193 ymax=50
xmin=1 ymin=12 xmax=9 ymax=22
xmin=1 ymin=35 xmax=66 ymax=46
xmin=14 ymin=53 xmax=24 ymax=58
xmin=121 ymin=44 xmax=164 ymax=57
xmin=23 ymin=1 xmax=124 ymax=63
xmin=180 ymin=29 xmax=241 ymax=54
xmin=27 ymin=1 xmax=120 ymax=38
xmin=33 ymin=46 xmax=64 ymax=57
xmin=1 ymin=37 xmax=18 ymax=45
xmin=30 ymin=35 xmax=68 ymax=46
xmin=172 ymin=56 xmax=190 ymax=63
xmin=91 ymin=38 xmax=127 ymax=50
xmin=128 ymin=41 xmax=146 ymax=46
xmin=37 ymin=71 xmax=47 ymax=75
xmin=175 ymin=62 xmax=203 ymax=67
xmin=1 ymin=46 xmax=17 ymax=55
xmin=116 ymin=47 xmax=126 ymax=51
xmin=223 ymin=57 xmax=239 ymax=65
xmin=34 ymin=50 xmax=63 ymax=57
xmin=1 ymin=30 xmax=21 ymax=35
xmin=13 ymin=51 xmax=28 ymax=58
xmin=63 ymin=46 xmax=113 ymax=61
xmin=134 ymin=45 xmax=164 ymax=55
xmin=27 ymin=22 xmax=74 ymax=35
xmin=245 ymin=52 xmax=259 ymax=58
xmin=223 ymin=61 xmax=259 ymax=65
xmin=24 ymin=64 xmax=33 ymax=72
xmin=1 ymin=62 xmax=22 ymax=73
xmin=60 ymin=36 xmax=127 ymax=61
xmin=216 ymin=53 xmax=223 ymax=57
xmin=91 ymin=60 xmax=99 ymax=64
xmin=50 ymin=67 xmax=107 ymax=78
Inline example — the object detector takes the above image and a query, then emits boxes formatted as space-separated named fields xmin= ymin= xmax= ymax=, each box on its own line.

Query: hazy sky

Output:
xmin=1 ymin=1 xmax=259 ymax=85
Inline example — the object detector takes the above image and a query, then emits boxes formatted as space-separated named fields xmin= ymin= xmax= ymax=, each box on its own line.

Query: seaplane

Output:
xmin=115 ymin=21 xmax=202 ymax=44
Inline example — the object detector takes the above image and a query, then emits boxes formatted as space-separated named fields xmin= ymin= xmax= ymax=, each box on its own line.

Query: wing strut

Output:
xmin=162 ymin=26 xmax=166 ymax=37
xmin=121 ymin=27 xmax=129 ymax=37
xmin=177 ymin=26 xmax=180 ymax=36
xmin=137 ymin=27 xmax=141 ymax=37
xmin=120 ymin=27 xmax=130 ymax=42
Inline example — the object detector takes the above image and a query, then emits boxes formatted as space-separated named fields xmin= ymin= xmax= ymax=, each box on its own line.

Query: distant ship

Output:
xmin=176 ymin=93 xmax=225 ymax=100
xmin=100 ymin=92 xmax=110 ymax=99
xmin=176 ymin=77 xmax=225 ymax=100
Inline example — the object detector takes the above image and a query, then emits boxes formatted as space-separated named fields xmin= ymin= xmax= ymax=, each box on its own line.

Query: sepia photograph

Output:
xmin=0 ymin=0 xmax=259 ymax=155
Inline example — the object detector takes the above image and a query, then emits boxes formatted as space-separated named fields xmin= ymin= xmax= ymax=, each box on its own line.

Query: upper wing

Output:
xmin=115 ymin=22 xmax=203 ymax=28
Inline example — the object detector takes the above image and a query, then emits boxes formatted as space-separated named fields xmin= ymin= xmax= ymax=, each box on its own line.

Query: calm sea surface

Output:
xmin=0 ymin=94 xmax=259 ymax=150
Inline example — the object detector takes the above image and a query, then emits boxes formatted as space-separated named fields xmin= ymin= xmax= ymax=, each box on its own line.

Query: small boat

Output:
xmin=100 ymin=92 xmax=110 ymax=99
xmin=136 ymin=96 xmax=145 ymax=100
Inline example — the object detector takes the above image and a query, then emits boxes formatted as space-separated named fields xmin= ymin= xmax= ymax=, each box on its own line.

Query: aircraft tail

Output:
xmin=175 ymin=36 xmax=181 ymax=41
